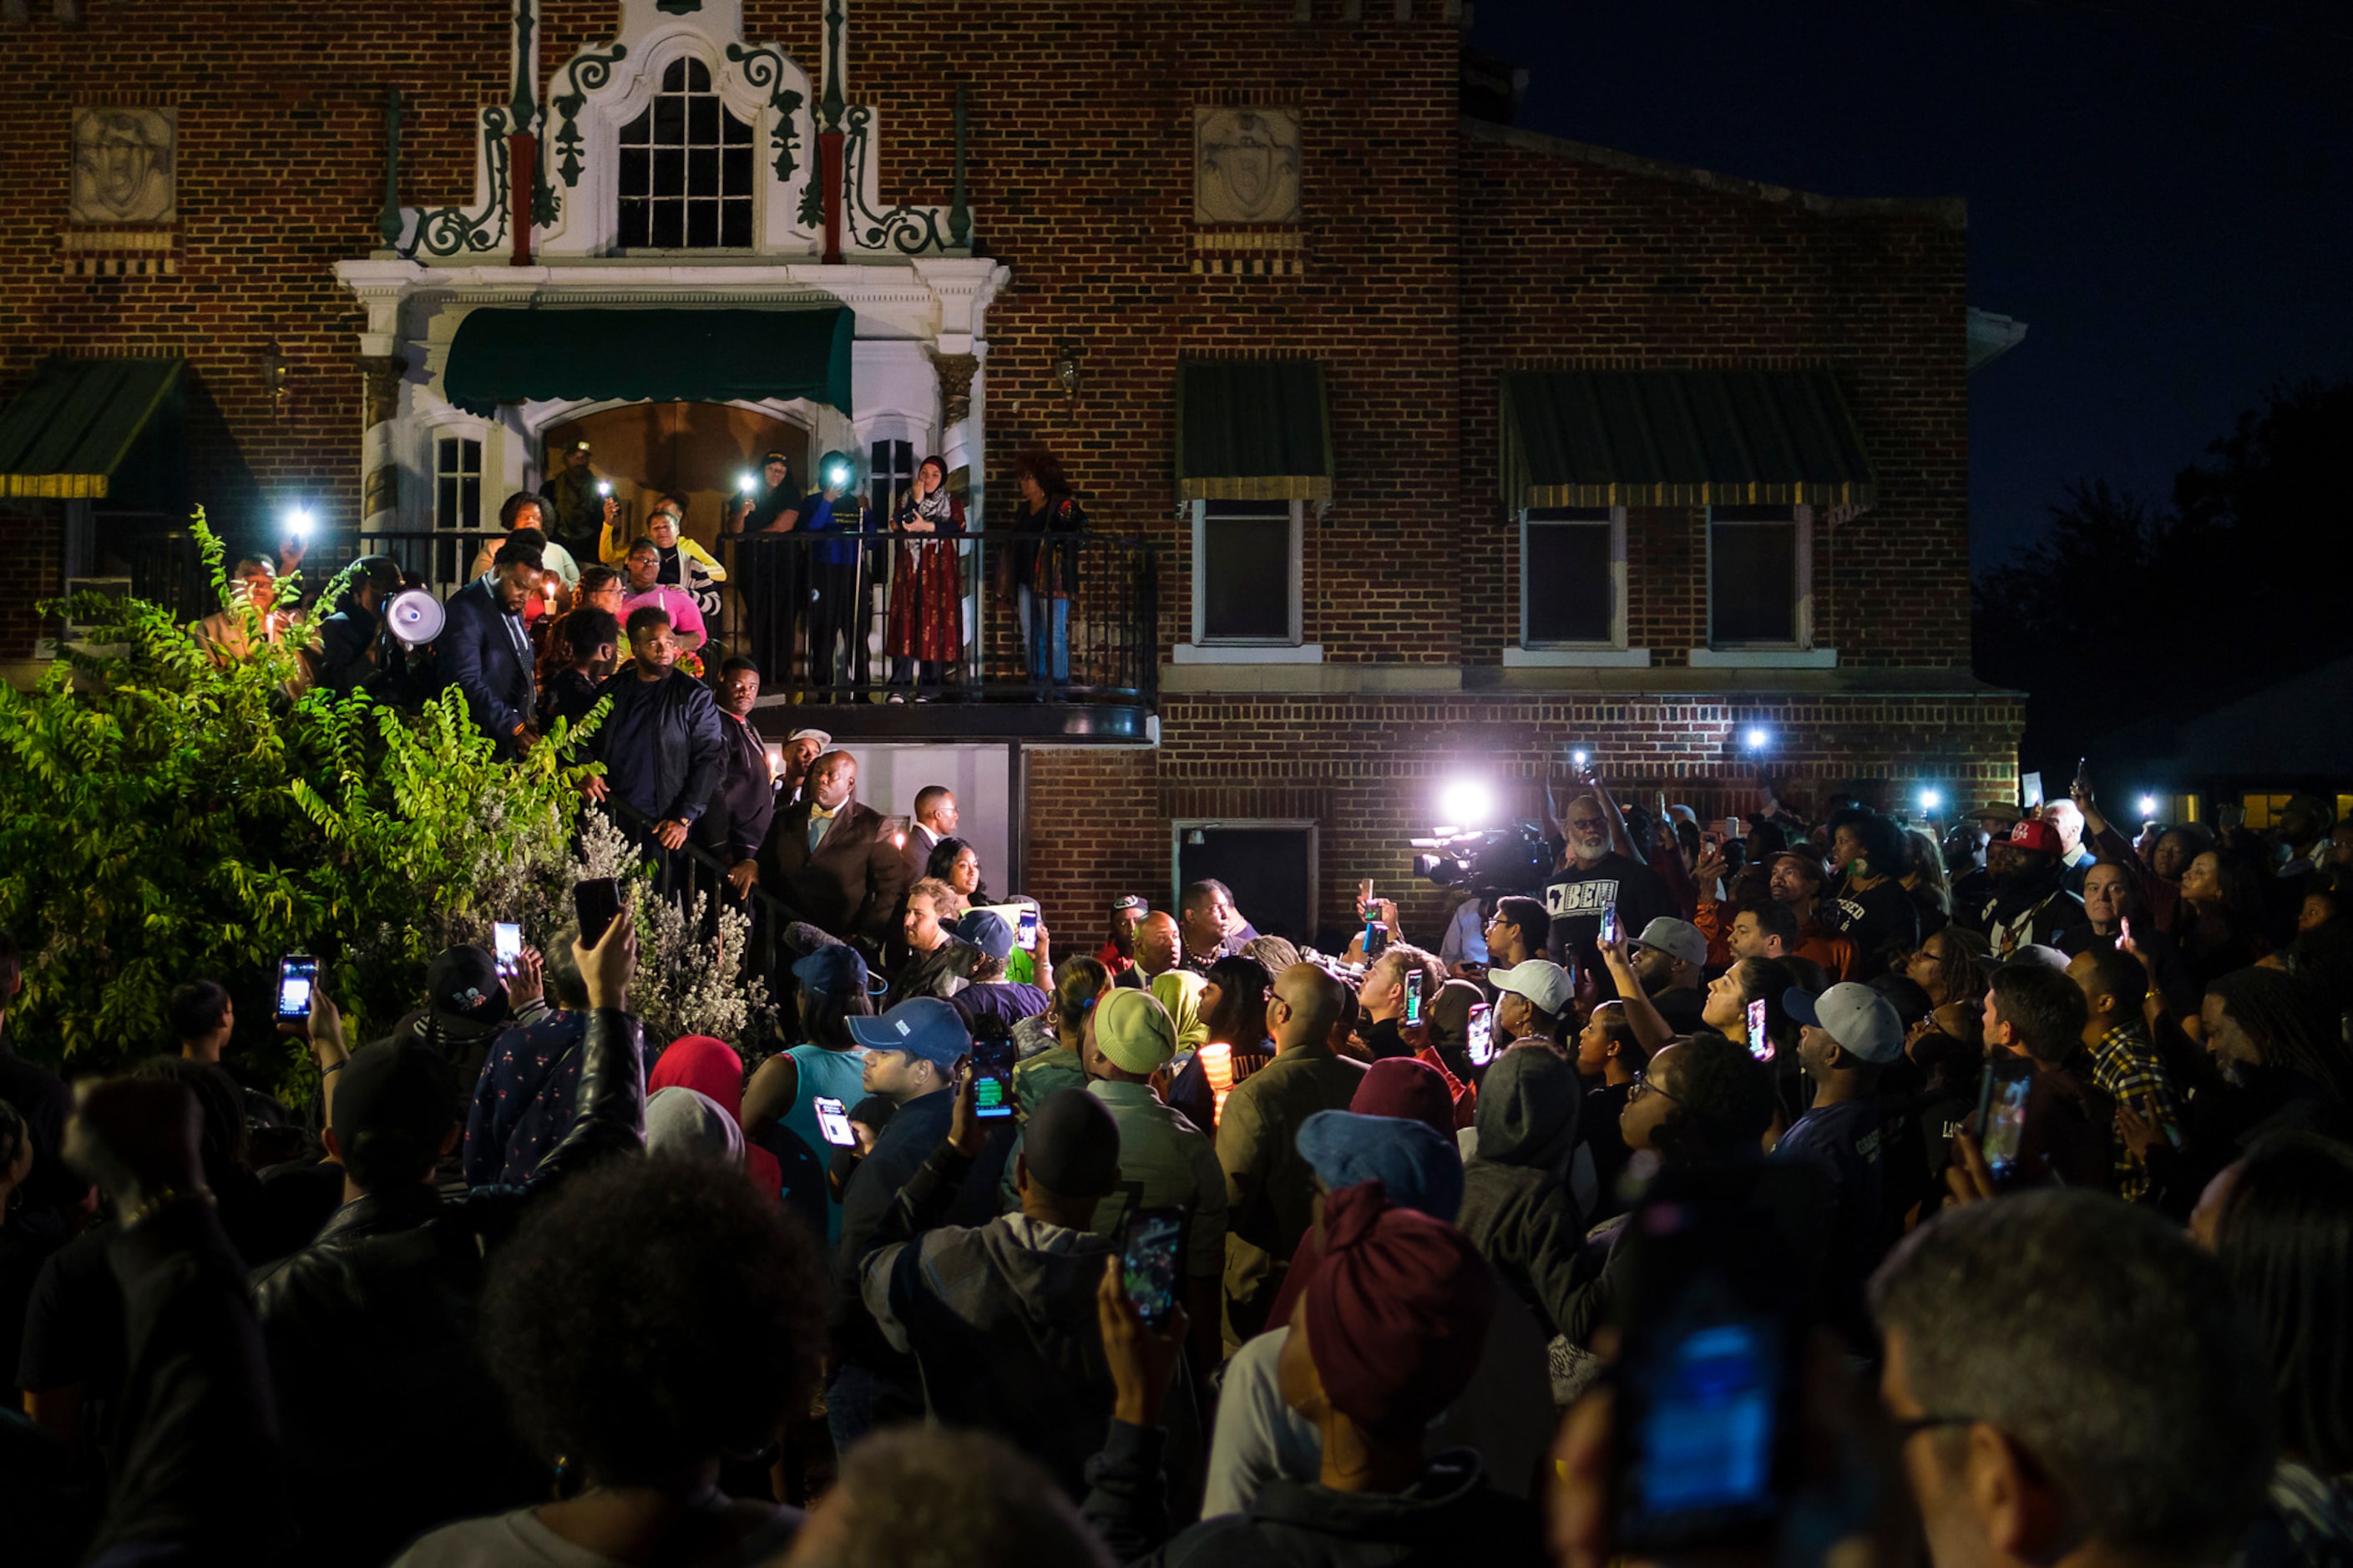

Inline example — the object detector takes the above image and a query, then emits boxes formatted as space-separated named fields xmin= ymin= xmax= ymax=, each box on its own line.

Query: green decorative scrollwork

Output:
xmin=841 ymin=104 xmax=946 ymax=255
xmin=509 ymin=0 xmax=537 ymax=138
xmin=401 ymin=107 xmax=511 ymax=260
xmin=552 ymin=43 xmax=629 ymax=188
xmin=725 ymin=42 xmax=805 ymax=184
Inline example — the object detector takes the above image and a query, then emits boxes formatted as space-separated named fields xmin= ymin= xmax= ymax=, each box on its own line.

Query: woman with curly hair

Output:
xmin=1001 ymin=448 xmax=1087 ymax=698
xmin=394 ymin=1158 xmax=825 ymax=1566
xmin=923 ymin=835 xmax=990 ymax=913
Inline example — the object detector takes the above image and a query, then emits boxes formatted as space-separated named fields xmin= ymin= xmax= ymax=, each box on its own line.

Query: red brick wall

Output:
xmin=1025 ymin=691 xmax=2023 ymax=949
xmin=0 ymin=505 xmax=63 ymax=660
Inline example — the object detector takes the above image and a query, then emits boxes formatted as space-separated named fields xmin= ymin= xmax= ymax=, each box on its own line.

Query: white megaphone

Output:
xmin=385 ymin=588 xmax=446 ymax=650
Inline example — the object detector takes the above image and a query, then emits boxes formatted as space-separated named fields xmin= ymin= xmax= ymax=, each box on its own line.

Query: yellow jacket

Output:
xmin=600 ymin=523 xmax=727 ymax=582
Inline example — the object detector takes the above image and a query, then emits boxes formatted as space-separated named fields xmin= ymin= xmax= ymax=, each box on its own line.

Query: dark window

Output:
xmin=868 ymin=440 xmax=916 ymax=518
xmin=1523 ymin=506 xmax=1614 ymax=645
xmin=1200 ymin=500 xmax=1295 ymax=643
xmin=434 ymin=435 xmax=482 ymax=531
xmin=1708 ymin=505 xmax=1800 ymax=645
xmin=618 ymin=57 xmax=756 ymax=250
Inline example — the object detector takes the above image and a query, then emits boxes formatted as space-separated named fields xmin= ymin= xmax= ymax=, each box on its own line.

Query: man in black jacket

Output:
xmin=435 ymin=534 xmax=549 ymax=758
xmin=250 ymin=913 xmax=647 ymax=1568
xmin=1970 ymin=819 xmax=2092 ymax=960
xmin=311 ymin=554 xmax=407 ymax=699
xmin=759 ymin=749 xmax=907 ymax=960
xmin=581 ymin=606 xmax=725 ymax=870
xmin=707 ymin=655 xmax=777 ymax=903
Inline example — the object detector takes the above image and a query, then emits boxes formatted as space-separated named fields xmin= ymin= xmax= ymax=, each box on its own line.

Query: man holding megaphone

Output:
xmin=313 ymin=554 xmax=412 ymax=698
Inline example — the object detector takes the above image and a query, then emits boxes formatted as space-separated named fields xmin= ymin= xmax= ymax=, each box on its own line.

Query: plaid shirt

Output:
xmin=2087 ymin=1022 xmax=2179 ymax=1202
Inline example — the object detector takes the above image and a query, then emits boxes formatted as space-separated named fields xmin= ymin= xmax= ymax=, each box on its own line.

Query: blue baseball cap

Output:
xmin=846 ymin=996 xmax=971 ymax=1068
xmin=792 ymin=943 xmax=880 ymax=1004
xmin=956 ymin=908 xmax=1015 ymax=964
xmin=1295 ymin=1110 xmax=1465 ymax=1223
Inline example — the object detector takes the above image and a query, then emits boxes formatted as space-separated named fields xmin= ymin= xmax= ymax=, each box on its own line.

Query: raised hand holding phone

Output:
xmin=1096 ymin=1255 xmax=1189 ymax=1429
xmin=946 ymin=1058 xmax=989 ymax=1158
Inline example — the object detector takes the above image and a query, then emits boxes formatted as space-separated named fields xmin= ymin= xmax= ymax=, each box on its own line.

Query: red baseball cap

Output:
xmin=2006 ymin=818 xmax=2064 ymax=855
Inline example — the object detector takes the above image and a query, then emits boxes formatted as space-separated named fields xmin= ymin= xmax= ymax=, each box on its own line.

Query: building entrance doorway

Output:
xmin=542 ymin=402 xmax=809 ymax=562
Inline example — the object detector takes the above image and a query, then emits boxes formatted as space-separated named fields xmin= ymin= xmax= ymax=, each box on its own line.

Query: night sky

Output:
xmin=1468 ymin=0 xmax=2353 ymax=574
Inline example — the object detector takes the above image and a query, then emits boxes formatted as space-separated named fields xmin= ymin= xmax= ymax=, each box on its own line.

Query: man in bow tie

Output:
xmin=757 ymin=749 xmax=907 ymax=963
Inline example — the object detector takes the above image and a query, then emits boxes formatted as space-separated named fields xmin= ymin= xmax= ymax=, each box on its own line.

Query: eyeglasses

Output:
xmin=1628 ymin=1070 xmax=1682 ymax=1105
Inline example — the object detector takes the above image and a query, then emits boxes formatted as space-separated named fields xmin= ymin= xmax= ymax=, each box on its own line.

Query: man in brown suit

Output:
xmin=758 ymin=750 xmax=907 ymax=961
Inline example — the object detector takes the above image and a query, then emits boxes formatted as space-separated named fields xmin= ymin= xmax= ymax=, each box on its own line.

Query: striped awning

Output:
xmin=1175 ymin=358 xmax=1333 ymax=503
xmin=0 ymin=357 xmax=185 ymax=500
xmin=1500 ymin=368 xmax=1875 ymax=511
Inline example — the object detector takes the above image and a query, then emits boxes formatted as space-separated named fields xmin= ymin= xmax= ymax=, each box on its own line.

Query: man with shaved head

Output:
xmin=1129 ymin=911 xmax=1182 ymax=988
xmin=758 ymin=748 xmax=907 ymax=961
xmin=1214 ymin=960 xmax=1368 ymax=1348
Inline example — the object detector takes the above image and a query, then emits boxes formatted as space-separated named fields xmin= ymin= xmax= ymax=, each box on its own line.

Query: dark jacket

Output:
xmin=831 ymin=1090 xmax=1001 ymax=1370
xmin=712 ymin=709 xmax=777 ymax=864
xmin=435 ymin=577 xmax=536 ymax=756
xmin=312 ymin=604 xmax=385 ymax=696
xmin=539 ymin=664 xmax=605 ymax=737
xmin=250 ymin=1009 xmax=645 ymax=1568
xmin=1083 ymin=1420 xmax=1541 ymax=1568
xmin=1457 ymin=1048 xmax=1584 ymax=1339
xmin=759 ymin=798 xmax=908 ymax=953
xmin=590 ymin=666 xmax=725 ymax=825
xmin=859 ymin=1142 xmax=1118 ymax=1497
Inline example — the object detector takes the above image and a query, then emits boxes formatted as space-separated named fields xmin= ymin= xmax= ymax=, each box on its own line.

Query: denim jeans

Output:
xmin=1026 ymin=594 xmax=1070 ymax=687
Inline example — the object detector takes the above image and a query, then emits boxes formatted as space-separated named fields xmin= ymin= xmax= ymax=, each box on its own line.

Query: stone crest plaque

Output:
xmin=1194 ymin=107 xmax=1301 ymax=225
xmin=71 ymin=108 xmax=176 ymax=225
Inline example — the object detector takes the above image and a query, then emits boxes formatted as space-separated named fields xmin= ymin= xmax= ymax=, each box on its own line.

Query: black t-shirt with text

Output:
xmin=1827 ymin=878 xmax=1920 ymax=979
xmin=1543 ymin=852 xmax=1675 ymax=1002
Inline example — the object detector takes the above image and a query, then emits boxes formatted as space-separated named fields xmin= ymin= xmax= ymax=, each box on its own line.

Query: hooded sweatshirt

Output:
xmin=1455 ymin=1047 xmax=1586 ymax=1339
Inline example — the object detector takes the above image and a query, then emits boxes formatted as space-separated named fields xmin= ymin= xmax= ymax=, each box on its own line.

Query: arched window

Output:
xmin=617 ymin=58 xmax=755 ymax=249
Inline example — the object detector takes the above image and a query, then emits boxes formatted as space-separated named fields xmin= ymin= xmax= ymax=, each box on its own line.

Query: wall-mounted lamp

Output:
xmin=1053 ymin=342 xmax=1084 ymax=399
xmin=260 ymin=341 xmax=290 ymax=412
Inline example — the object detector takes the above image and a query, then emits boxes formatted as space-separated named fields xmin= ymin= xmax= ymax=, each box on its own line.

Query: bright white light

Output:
xmin=284 ymin=508 xmax=314 ymax=538
xmin=1920 ymin=789 xmax=1943 ymax=812
xmin=1437 ymin=778 xmax=1495 ymax=829
xmin=737 ymin=472 xmax=758 ymax=494
xmin=1571 ymin=749 xmax=1589 ymax=766
xmin=2138 ymin=794 xmax=2158 ymax=818
xmin=1744 ymin=727 xmax=1770 ymax=750
xmin=827 ymin=463 xmax=851 ymax=486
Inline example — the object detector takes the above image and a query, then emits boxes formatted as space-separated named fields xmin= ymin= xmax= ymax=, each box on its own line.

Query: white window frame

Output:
xmin=613 ymin=53 xmax=762 ymax=255
xmin=1507 ymin=503 xmax=1651 ymax=667
xmin=1187 ymin=498 xmax=1305 ymax=650
xmin=430 ymin=430 xmax=486 ymax=533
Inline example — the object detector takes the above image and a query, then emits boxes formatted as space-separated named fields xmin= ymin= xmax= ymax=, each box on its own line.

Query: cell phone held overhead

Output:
xmin=276 ymin=954 xmax=318 ymax=1022
xmin=1121 ymin=1208 xmax=1186 ymax=1330
xmin=573 ymin=878 xmax=622 ymax=948
xmin=970 ymin=1035 xmax=1017 ymax=1120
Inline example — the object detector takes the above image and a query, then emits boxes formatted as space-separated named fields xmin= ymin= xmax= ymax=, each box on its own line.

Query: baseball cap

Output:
xmin=783 ymin=726 xmax=832 ymax=751
xmin=762 ymin=449 xmax=791 ymax=467
xmin=956 ymin=909 xmax=1015 ymax=963
xmin=1095 ymin=987 xmax=1177 ymax=1075
xmin=1021 ymin=1088 xmax=1122 ymax=1199
xmin=792 ymin=942 xmax=882 ymax=1004
xmin=1633 ymin=917 xmax=1708 ymax=969
xmin=1489 ymin=959 xmax=1573 ymax=1018
xmin=2005 ymin=818 xmax=2064 ymax=856
xmin=847 ymin=996 xmax=971 ymax=1068
xmin=1783 ymin=982 xmax=1905 ymax=1065
xmin=1110 ymin=894 xmax=1148 ymax=917
xmin=1966 ymin=801 xmax=2026 ymax=827
xmin=1297 ymin=1110 xmax=1465 ymax=1223
xmin=425 ymin=946 xmax=508 ymax=1036
xmin=331 ymin=1039 xmax=458 ymax=1148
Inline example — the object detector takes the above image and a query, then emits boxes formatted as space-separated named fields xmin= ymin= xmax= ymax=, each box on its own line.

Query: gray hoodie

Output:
xmin=1456 ymin=1046 xmax=1586 ymax=1338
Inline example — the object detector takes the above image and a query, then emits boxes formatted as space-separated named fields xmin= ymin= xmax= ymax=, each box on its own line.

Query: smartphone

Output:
xmin=1724 ymin=817 xmax=1742 ymax=841
xmin=276 ymin=954 xmax=318 ymax=1022
xmin=1359 ymin=878 xmax=1374 ymax=911
xmin=1404 ymin=969 xmax=1426 ymax=1024
xmin=2118 ymin=914 xmax=2133 ymax=948
xmin=1121 ymin=1207 xmax=1187 ymax=1330
xmin=1016 ymin=907 xmax=1040 ymax=952
xmin=1363 ymin=919 xmax=1390 ymax=962
xmin=812 ymin=1095 xmax=857 ymax=1147
xmin=1701 ymin=831 xmax=1720 ymax=857
xmin=1744 ymin=996 xmax=1771 ymax=1062
xmin=1611 ymin=1171 xmax=1809 ymax=1554
xmin=1976 ymin=1059 xmax=2035 ymax=1186
xmin=1598 ymin=906 xmax=1620 ymax=947
xmin=1465 ymin=1003 xmax=1495 ymax=1066
xmin=573 ymin=877 xmax=622 ymax=948
xmin=972 ymin=1036 xmax=1016 ymax=1121
xmin=493 ymin=920 xmax=522 ymax=979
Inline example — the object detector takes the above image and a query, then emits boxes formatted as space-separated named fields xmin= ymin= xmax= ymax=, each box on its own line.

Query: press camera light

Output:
xmin=1437 ymin=777 xmax=1495 ymax=830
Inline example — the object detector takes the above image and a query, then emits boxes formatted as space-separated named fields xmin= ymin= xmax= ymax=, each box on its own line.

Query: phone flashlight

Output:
xmin=827 ymin=463 xmax=850 ymax=486
xmin=595 ymin=479 xmax=612 ymax=497
xmin=737 ymin=472 xmax=757 ymax=495
xmin=284 ymin=507 xmax=314 ymax=539
xmin=1571 ymin=749 xmax=1589 ymax=766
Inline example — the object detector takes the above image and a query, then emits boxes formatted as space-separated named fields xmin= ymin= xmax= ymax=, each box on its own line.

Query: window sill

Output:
xmin=1503 ymin=646 xmax=1651 ymax=668
xmin=1171 ymin=642 xmax=1324 ymax=665
xmin=1686 ymin=646 xmax=1839 ymax=669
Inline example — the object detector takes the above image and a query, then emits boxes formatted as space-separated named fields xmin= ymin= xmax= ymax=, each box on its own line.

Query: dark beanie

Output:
xmin=1351 ymin=1056 xmax=1455 ymax=1137
xmin=1022 ymin=1088 xmax=1121 ymax=1199
xmin=331 ymin=1039 xmax=458 ymax=1147
xmin=1303 ymin=1181 xmax=1493 ymax=1440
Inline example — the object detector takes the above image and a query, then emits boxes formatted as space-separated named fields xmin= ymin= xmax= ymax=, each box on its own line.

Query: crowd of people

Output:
xmin=3 ymin=725 xmax=2351 ymax=1567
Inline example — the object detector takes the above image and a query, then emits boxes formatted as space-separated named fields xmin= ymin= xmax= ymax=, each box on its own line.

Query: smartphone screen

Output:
xmin=276 ymin=954 xmax=318 ymax=1022
xmin=1465 ymin=1003 xmax=1495 ymax=1065
xmin=812 ymin=1095 xmax=857 ymax=1147
xmin=573 ymin=878 xmax=622 ymax=948
xmin=1363 ymin=919 xmax=1389 ymax=961
xmin=1404 ymin=969 xmax=1425 ymax=1024
xmin=1978 ymin=1061 xmax=2034 ymax=1183
xmin=973 ymin=1038 xmax=1016 ymax=1120
xmin=1122 ymin=1208 xmax=1187 ymax=1329
xmin=1702 ymin=832 xmax=1720 ymax=857
xmin=1628 ymin=1318 xmax=1784 ymax=1521
xmin=493 ymin=921 xmax=522 ymax=979
xmin=1599 ymin=906 xmax=1620 ymax=947
xmin=1744 ymin=997 xmax=1771 ymax=1062
xmin=1016 ymin=907 xmax=1039 ymax=952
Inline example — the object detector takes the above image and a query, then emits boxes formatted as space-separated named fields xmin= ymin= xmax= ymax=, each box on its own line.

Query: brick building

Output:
xmin=0 ymin=0 xmax=2020 ymax=951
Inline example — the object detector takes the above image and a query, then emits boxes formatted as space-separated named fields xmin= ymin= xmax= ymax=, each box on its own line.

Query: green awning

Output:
xmin=1500 ymin=368 xmax=1874 ymax=511
xmin=1176 ymin=358 xmax=1333 ymax=502
xmin=0 ymin=357 xmax=185 ymax=500
xmin=443 ymin=306 xmax=855 ymax=418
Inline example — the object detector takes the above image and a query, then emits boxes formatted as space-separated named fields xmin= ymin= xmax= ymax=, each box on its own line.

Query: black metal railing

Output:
xmin=361 ymin=525 xmax=1161 ymax=707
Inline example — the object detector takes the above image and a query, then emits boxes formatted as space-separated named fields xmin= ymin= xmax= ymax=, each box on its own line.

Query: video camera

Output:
xmin=1409 ymin=822 xmax=1551 ymax=895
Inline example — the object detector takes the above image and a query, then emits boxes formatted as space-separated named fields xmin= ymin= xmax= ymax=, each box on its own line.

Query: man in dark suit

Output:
xmin=436 ymin=533 xmax=549 ymax=759
xmin=899 ymin=783 xmax=959 ymax=888
xmin=759 ymin=750 xmax=906 ymax=959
